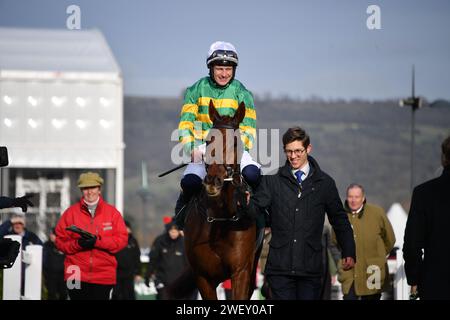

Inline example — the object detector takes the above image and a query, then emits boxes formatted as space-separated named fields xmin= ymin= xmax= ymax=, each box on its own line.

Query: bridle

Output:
xmin=205 ymin=122 xmax=242 ymax=183
xmin=201 ymin=123 xmax=247 ymax=222
xmin=204 ymin=162 xmax=242 ymax=184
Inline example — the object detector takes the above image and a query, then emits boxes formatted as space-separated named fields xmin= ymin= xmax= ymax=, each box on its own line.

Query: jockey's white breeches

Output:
xmin=183 ymin=150 xmax=260 ymax=179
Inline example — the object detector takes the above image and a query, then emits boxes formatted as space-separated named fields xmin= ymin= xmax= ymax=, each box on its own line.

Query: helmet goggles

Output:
xmin=207 ymin=50 xmax=238 ymax=67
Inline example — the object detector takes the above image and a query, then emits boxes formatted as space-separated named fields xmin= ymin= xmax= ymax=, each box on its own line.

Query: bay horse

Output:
xmin=183 ymin=100 xmax=263 ymax=300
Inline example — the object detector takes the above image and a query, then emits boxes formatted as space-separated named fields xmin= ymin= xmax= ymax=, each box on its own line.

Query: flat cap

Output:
xmin=78 ymin=172 xmax=104 ymax=188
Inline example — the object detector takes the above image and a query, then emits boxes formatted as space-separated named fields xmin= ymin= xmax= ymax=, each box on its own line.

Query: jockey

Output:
xmin=174 ymin=41 xmax=261 ymax=228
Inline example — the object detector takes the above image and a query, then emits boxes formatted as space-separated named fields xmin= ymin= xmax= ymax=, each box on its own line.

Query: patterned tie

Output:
xmin=295 ymin=170 xmax=304 ymax=185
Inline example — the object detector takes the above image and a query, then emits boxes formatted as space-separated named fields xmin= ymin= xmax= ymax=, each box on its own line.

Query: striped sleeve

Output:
xmin=178 ymin=86 xmax=198 ymax=155
xmin=239 ymin=89 xmax=257 ymax=151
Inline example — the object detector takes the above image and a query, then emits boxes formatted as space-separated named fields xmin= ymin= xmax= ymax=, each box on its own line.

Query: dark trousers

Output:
xmin=343 ymin=283 xmax=382 ymax=300
xmin=267 ymin=275 xmax=322 ymax=300
xmin=157 ymin=287 xmax=198 ymax=300
xmin=260 ymin=277 xmax=273 ymax=299
xmin=224 ymin=288 xmax=232 ymax=300
xmin=320 ymin=271 xmax=332 ymax=300
xmin=112 ymin=276 xmax=135 ymax=300
xmin=44 ymin=273 xmax=68 ymax=300
xmin=68 ymin=281 xmax=113 ymax=300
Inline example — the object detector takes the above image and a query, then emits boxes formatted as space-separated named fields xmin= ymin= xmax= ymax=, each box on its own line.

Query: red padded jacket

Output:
xmin=55 ymin=196 xmax=128 ymax=285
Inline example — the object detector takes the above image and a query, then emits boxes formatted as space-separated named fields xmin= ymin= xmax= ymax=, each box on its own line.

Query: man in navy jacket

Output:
xmin=251 ymin=126 xmax=355 ymax=300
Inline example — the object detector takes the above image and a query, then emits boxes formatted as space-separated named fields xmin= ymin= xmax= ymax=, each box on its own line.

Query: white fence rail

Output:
xmin=2 ymin=235 xmax=42 ymax=300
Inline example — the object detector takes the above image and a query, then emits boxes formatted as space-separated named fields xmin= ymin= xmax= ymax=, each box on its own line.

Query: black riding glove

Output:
xmin=78 ymin=236 xmax=97 ymax=249
xmin=0 ymin=238 xmax=21 ymax=269
xmin=12 ymin=195 xmax=34 ymax=213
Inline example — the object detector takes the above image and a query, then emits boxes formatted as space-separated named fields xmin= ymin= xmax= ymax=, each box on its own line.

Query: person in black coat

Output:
xmin=251 ymin=126 xmax=355 ymax=300
xmin=112 ymin=220 xmax=141 ymax=300
xmin=43 ymin=228 xmax=67 ymax=300
xmin=145 ymin=220 xmax=195 ymax=300
xmin=403 ymin=135 xmax=450 ymax=300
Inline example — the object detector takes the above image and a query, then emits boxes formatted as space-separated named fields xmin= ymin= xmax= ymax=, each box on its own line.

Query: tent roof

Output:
xmin=0 ymin=27 xmax=120 ymax=77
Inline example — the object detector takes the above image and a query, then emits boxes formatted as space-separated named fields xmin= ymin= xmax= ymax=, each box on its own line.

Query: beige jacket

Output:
xmin=334 ymin=202 xmax=396 ymax=296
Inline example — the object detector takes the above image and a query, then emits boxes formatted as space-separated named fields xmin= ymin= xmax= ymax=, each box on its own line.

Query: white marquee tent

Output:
xmin=0 ymin=27 xmax=124 ymax=239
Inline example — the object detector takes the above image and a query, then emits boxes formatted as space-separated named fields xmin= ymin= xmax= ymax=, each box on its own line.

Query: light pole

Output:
xmin=399 ymin=65 xmax=422 ymax=191
xmin=137 ymin=161 xmax=151 ymax=247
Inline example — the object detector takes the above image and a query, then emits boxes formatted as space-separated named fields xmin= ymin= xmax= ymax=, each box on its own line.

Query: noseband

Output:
xmin=205 ymin=163 xmax=241 ymax=184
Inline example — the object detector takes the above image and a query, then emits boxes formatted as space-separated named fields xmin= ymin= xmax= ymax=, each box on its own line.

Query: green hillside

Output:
xmin=124 ymin=96 xmax=450 ymax=247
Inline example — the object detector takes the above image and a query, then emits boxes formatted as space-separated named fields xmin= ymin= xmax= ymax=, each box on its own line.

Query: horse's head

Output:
xmin=183 ymin=101 xmax=259 ymax=301
xmin=203 ymin=99 xmax=245 ymax=197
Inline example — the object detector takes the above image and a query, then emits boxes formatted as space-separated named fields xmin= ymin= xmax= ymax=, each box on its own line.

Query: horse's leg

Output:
xmin=196 ymin=275 xmax=218 ymax=300
xmin=231 ymin=266 xmax=254 ymax=300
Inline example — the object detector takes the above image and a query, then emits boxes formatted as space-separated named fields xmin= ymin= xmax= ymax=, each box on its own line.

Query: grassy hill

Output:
xmin=124 ymin=96 xmax=450 ymax=246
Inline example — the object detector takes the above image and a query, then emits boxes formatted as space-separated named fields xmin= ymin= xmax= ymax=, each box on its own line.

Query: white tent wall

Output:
xmin=0 ymin=27 xmax=124 ymax=238
xmin=0 ymin=79 xmax=123 ymax=169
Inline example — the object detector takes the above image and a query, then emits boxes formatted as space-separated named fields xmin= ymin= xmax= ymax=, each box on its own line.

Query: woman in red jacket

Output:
xmin=55 ymin=172 xmax=128 ymax=300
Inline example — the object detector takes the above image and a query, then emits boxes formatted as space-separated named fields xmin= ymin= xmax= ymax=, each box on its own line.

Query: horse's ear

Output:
xmin=234 ymin=101 xmax=246 ymax=125
xmin=208 ymin=99 xmax=220 ymax=123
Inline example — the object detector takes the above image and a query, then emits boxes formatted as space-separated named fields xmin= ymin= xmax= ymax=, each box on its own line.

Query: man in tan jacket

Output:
xmin=334 ymin=184 xmax=395 ymax=300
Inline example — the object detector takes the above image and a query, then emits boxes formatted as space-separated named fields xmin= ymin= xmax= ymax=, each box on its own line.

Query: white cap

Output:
xmin=207 ymin=41 xmax=238 ymax=58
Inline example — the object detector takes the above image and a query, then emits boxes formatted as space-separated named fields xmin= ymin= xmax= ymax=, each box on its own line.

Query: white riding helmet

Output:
xmin=206 ymin=41 xmax=239 ymax=68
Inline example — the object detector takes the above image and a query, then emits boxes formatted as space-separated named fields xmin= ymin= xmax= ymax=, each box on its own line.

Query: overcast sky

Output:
xmin=1 ymin=0 xmax=449 ymax=100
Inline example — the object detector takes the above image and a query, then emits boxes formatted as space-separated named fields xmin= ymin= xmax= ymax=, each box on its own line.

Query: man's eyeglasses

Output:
xmin=284 ymin=148 xmax=306 ymax=156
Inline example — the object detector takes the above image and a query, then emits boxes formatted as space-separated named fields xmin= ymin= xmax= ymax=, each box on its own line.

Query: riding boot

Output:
xmin=174 ymin=174 xmax=203 ymax=230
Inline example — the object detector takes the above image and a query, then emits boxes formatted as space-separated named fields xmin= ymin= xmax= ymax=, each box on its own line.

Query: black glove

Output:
xmin=0 ymin=238 xmax=21 ymax=269
xmin=78 ymin=236 xmax=97 ymax=249
xmin=12 ymin=195 xmax=34 ymax=213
